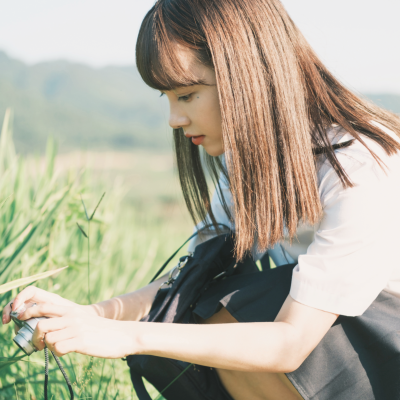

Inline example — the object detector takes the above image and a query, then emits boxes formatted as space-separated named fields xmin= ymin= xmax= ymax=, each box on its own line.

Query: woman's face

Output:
xmin=162 ymin=47 xmax=224 ymax=157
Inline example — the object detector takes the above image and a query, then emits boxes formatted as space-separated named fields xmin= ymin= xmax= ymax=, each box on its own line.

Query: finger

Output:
xmin=19 ymin=303 xmax=71 ymax=321
xmin=32 ymin=317 xmax=72 ymax=350
xmin=45 ymin=328 xmax=75 ymax=353
xmin=2 ymin=302 xmax=13 ymax=325
xmin=9 ymin=301 xmax=38 ymax=322
xmin=12 ymin=286 xmax=47 ymax=311
xmin=51 ymin=338 xmax=79 ymax=357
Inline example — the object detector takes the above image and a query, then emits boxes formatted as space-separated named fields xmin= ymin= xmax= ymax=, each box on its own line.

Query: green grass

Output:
xmin=0 ymin=109 xmax=191 ymax=399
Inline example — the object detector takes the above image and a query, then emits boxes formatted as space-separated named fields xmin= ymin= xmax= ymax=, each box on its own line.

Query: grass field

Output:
xmin=0 ymin=109 xmax=193 ymax=399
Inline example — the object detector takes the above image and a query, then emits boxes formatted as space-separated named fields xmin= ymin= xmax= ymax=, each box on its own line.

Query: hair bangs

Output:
xmin=136 ymin=2 xmax=209 ymax=91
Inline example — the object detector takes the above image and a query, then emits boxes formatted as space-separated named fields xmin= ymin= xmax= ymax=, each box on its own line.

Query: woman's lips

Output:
xmin=191 ymin=135 xmax=205 ymax=146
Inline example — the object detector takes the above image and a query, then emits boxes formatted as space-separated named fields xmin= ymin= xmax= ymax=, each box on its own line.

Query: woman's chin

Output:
xmin=203 ymin=144 xmax=225 ymax=157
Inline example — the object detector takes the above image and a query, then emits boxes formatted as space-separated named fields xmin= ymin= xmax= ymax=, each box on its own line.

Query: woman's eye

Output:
xmin=178 ymin=93 xmax=193 ymax=102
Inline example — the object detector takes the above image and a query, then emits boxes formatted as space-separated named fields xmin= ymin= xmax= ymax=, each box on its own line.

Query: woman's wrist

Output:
xmin=85 ymin=296 xmax=144 ymax=320
xmin=82 ymin=304 xmax=102 ymax=317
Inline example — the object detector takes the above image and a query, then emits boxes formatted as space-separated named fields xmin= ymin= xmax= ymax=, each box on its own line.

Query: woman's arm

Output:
xmin=2 ymin=274 xmax=167 ymax=324
xmin=29 ymin=294 xmax=337 ymax=372
xmin=90 ymin=275 xmax=166 ymax=321
xmin=133 ymin=295 xmax=338 ymax=372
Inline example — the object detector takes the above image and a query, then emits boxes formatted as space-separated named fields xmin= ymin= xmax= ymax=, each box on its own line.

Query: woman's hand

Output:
xmin=2 ymin=286 xmax=138 ymax=359
xmin=2 ymin=286 xmax=98 ymax=325
xmin=30 ymin=305 xmax=137 ymax=358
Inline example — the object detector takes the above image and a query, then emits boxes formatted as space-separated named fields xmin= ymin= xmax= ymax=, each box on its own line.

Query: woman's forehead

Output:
xmin=173 ymin=45 xmax=196 ymax=69
xmin=173 ymin=46 xmax=212 ymax=77
xmin=162 ymin=53 xmax=215 ymax=92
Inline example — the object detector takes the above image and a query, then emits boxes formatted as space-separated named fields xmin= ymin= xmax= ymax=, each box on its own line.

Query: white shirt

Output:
xmin=188 ymin=122 xmax=400 ymax=316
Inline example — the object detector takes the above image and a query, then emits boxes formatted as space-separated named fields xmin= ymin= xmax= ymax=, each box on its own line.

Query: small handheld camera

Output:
xmin=10 ymin=304 xmax=46 ymax=356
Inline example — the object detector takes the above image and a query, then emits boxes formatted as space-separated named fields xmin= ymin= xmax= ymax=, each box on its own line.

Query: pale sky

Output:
xmin=0 ymin=0 xmax=399 ymax=93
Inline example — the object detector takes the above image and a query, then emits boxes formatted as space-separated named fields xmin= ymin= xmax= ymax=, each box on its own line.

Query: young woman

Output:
xmin=3 ymin=0 xmax=400 ymax=399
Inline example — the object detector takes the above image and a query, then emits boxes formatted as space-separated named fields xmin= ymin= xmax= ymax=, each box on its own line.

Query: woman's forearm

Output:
xmin=133 ymin=321 xmax=301 ymax=373
xmin=126 ymin=296 xmax=337 ymax=373
xmin=88 ymin=275 xmax=166 ymax=321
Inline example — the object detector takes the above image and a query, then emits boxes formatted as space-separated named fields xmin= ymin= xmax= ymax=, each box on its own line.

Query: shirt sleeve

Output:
xmin=290 ymin=149 xmax=399 ymax=316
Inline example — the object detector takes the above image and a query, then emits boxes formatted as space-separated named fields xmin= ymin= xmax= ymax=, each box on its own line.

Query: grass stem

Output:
xmin=154 ymin=363 xmax=193 ymax=400
xmin=88 ymin=220 xmax=90 ymax=305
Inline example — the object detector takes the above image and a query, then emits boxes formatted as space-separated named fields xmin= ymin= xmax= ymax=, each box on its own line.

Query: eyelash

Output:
xmin=178 ymin=93 xmax=193 ymax=102
xmin=158 ymin=92 xmax=194 ymax=102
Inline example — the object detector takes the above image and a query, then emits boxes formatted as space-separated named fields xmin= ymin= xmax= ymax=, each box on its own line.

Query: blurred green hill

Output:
xmin=0 ymin=51 xmax=169 ymax=153
xmin=0 ymin=50 xmax=399 ymax=154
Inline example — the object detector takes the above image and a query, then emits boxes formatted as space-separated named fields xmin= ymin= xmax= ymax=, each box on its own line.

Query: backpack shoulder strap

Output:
xmin=149 ymin=223 xmax=230 ymax=283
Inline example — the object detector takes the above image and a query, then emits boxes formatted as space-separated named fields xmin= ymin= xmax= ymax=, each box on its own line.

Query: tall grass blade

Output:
xmin=14 ymin=382 xmax=19 ymax=400
xmin=45 ymin=136 xmax=57 ymax=180
xmin=0 ymin=266 xmax=68 ymax=294
xmin=80 ymin=194 xmax=90 ymax=221
xmin=0 ymin=225 xmax=39 ymax=278
xmin=0 ymin=356 xmax=26 ymax=369
xmin=89 ymin=192 xmax=105 ymax=221
xmin=0 ymin=183 xmax=72 ymax=282
xmin=0 ymin=194 xmax=12 ymax=209
xmin=76 ymin=222 xmax=88 ymax=238
xmin=101 ymin=372 xmax=113 ymax=400
xmin=154 ymin=364 xmax=193 ymax=400
xmin=0 ymin=357 xmax=43 ymax=371
xmin=0 ymin=108 xmax=17 ymax=174
xmin=96 ymin=358 xmax=106 ymax=398
xmin=1 ymin=368 xmax=74 ymax=390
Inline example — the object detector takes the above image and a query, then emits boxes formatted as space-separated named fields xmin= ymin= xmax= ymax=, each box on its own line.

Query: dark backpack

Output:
xmin=126 ymin=233 xmax=259 ymax=400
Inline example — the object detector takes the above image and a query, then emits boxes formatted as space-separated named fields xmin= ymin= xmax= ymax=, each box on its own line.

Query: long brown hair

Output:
xmin=136 ymin=0 xmax=400 ymax=259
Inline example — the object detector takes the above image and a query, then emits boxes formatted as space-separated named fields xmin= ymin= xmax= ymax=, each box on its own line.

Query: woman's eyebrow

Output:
xmin=174 ymin=84 xmax=206 ymax=94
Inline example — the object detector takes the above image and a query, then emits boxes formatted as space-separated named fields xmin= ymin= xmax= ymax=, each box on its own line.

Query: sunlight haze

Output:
xmin=0 ymin=0 xmax=399 ymax=92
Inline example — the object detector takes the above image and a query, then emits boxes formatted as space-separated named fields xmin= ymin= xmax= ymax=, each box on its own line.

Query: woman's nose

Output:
xmin=169 ymin=108 xmax=190 ymax=130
